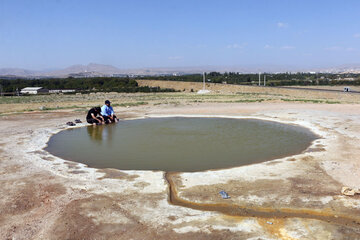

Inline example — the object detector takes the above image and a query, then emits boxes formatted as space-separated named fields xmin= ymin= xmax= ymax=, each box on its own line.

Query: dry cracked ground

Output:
xmin=1 ymin=85 xmax=360 ymax=239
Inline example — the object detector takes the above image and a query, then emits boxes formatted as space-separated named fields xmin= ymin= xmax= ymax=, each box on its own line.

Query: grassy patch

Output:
xmin=325 ymin=100 xmax=341 ymax=104
xmin=112 ymin=101 xmax=148 ymax=107
xmin=233 ymin=99 xmax=265 ymax=103
xmin=281 ymin=98 xmax=340 ymax=104
xmin=40 ymin=105 xmax=86 ymax=111
xmin=169 ymin=101 xmax=181 ymax=105
xmin=281 ymin=98 xmax=323 ymax=103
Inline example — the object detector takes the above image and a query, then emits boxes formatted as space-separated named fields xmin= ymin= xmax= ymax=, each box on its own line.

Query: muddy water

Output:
xmin=45 ymin=117 xmax=317 ymax=172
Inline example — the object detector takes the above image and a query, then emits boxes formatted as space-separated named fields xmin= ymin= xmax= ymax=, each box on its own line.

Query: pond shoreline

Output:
xmin=45 ymin=116 xmax=319 ymax=172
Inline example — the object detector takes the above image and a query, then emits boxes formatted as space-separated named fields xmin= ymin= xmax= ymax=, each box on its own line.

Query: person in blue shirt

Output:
xmin=101 ymin=100 xmax=118 ymax=123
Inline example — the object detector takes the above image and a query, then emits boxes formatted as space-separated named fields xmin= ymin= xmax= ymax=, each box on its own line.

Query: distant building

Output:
xmin=20 ymin=87 xmax=49 ymax=95
xmin=49 ymin=89 xmax=76 ymax=94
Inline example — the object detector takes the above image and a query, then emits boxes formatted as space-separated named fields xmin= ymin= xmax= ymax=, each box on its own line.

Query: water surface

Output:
xmin=45 ymin=117 xmax=317 ymax=172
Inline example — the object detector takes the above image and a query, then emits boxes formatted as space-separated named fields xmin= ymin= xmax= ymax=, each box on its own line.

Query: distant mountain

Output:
xmin=1 ymin=63 xmax=360 ymax=78
xmin=0 ymin=68 xmax=39 ymax=76
xmin=0 ymin=63 xmax=124 ymax=78
xmin=44 ymin=63 xmax=123 ymax=77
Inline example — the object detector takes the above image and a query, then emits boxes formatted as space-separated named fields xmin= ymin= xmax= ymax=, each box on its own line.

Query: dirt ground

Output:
xmin=1 ymin=80 xmax=360 ymax=114
xmin=1 ymin=83 xmax=360 ymax=239
xmin=137 ymin=80 xmax=360 ymax=103
xmin=284 ymin=85 xmax=360 ymax=92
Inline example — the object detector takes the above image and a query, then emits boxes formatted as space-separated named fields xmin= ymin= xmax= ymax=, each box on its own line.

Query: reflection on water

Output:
xmin=46 ymin=117 xmax=318 ymax=172
xmin=87 ymin=124 xmax=116 ymax=143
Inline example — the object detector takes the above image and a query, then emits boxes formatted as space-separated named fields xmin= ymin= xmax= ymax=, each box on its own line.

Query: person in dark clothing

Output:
xmin=86 ymin=107 xmax=105 ymax=125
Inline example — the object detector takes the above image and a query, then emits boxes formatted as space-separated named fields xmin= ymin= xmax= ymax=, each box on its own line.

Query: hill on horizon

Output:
xmin=2 ymin=63 xmax=360 ymax=78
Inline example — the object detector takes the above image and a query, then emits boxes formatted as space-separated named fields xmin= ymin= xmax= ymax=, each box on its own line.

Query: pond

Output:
xmin=45 ymin=117 xmax=318 ymax=172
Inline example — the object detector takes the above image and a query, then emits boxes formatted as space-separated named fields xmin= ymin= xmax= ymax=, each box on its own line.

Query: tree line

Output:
xmin=138 ymin=72 xmax=360 ymax=86
xmin=1 ymin=72 xmax=360 ymax=94
xmin=0 ymin=77 xmax=177 ymax=93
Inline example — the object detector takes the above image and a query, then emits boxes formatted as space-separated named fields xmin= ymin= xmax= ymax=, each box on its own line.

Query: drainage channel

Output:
xmin=164 ymin=172 xmax=360 ymax=228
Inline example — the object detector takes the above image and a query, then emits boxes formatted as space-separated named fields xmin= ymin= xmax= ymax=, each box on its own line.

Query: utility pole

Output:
xmin=264 ymin=75 xmax=266 ymax=86
xmin=203 ymin=72 xmax=206 ymax=90
xmin=258 ymin=72 xmax=261 ymax=86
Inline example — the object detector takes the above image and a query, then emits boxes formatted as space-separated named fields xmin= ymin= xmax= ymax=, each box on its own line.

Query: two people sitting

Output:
xmin=86 ymin=100 xmax=118 ymax=125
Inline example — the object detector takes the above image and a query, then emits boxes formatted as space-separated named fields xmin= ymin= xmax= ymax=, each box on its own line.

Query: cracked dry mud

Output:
xmin=1 ymin=103 xmax=360 ymax=239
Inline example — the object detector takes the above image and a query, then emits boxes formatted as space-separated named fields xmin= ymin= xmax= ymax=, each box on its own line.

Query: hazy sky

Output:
xmin=1 ymin=0 xmax=360 ymax=69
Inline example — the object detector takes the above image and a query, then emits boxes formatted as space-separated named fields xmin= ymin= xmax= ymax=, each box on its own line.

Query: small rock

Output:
xmin=341 ymin=186 xmax=359 ymax=196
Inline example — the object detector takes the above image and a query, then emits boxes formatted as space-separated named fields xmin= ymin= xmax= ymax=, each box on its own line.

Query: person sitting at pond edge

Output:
xmin=101 ymin=100 xmax=118 ymax=123
xmin=86 ymin=107 xmax=105 ymax=125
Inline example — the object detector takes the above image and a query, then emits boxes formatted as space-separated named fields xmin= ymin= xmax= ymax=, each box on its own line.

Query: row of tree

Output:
xmin=1 ymin=73 xmax=360 ymax=94
xmin=139 ymin=72 xmax=360 ymax=86
xmin=0 ymin=77 xmax=177 ymax=93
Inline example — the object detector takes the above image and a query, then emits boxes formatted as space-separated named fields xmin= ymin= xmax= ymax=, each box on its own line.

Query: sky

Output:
xmin=0 ymin=0 xmax=360 ymax=70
